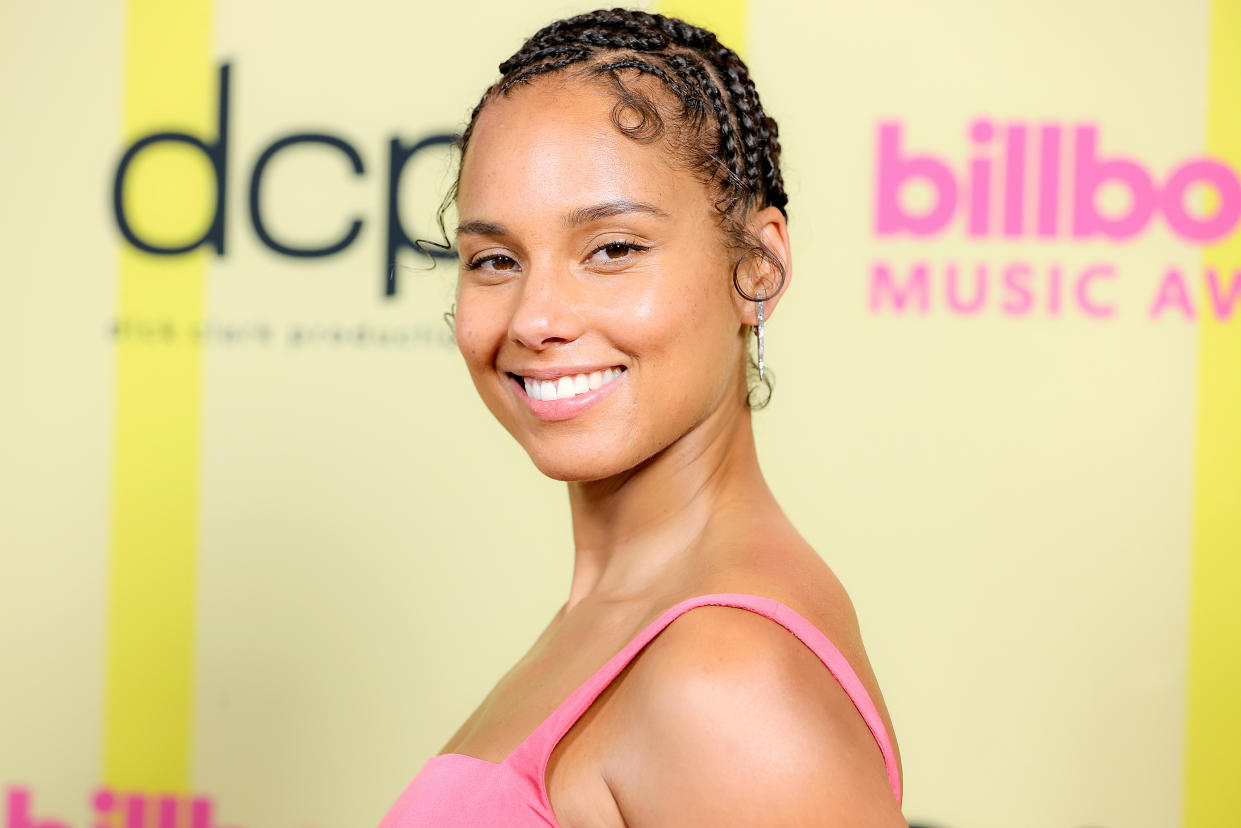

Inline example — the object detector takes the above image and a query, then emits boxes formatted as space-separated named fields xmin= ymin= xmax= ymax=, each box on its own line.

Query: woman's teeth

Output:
xmin=523 ymin=367 xmax=625 ymax=402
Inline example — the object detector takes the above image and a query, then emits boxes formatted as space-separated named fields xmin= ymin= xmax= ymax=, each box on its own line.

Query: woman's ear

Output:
xmin=732 ymin=204 xmax=792 ymax=327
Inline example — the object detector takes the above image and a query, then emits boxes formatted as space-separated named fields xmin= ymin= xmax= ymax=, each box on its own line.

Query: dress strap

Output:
xmin=521 ymin=592 xmax=902 ymax=807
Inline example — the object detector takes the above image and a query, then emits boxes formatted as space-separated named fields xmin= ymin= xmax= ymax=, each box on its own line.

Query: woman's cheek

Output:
xmin=453 ymin=316 xmax=478 ymax=365
xmin=454 ymin=296 xmax=500 ymax=363
xmin=603 ymin=281 xmax=672 ymax=341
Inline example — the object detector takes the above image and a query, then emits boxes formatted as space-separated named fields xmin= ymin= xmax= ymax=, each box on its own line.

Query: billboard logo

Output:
xmin=875 ymin=121 xmax=1241 ymax=243
xmin=868 ymin=120 xmax=1240 ymax=319
xmin=3 ymin=786 xmax=312 ymax=828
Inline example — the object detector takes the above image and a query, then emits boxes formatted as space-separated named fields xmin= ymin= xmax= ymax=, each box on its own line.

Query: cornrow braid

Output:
xmin=428 ymin=7 xmax=788 ymax=408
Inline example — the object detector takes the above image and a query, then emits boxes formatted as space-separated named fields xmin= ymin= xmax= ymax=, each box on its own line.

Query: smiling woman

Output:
xmin=379 ymin=8 xmax=905 ymax=827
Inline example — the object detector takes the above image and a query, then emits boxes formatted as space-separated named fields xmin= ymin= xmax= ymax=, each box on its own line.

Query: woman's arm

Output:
xmin=602 ymin=607 xmax=906 ymax=827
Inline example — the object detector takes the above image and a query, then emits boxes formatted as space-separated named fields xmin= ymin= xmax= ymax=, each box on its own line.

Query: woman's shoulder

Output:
xmin=675 ymin=567 xmax=871 ymax=704
xmin=684 ymin=535 xmax=868 ymax=653
xmin=644 ymin=542 xmax=902 ymax=769
xmin=601 ymin=555 xmax=904 ymax=823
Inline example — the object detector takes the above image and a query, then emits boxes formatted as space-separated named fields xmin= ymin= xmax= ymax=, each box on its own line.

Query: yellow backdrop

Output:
xmin=1 ymin=1 xmax=1237 ymax=826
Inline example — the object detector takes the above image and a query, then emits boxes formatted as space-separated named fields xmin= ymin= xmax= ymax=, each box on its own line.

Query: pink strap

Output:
xmin=524 ymin=592 xmax=902 ymax=807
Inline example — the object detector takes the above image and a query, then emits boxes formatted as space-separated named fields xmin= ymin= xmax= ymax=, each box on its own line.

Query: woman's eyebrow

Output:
xmin=455 ymin=219 xmax=507 ymax=238
xmin=456 ymin=199 xmax=670 ymax=238
xmin=562 ymin=199 xmax=671 ymax=226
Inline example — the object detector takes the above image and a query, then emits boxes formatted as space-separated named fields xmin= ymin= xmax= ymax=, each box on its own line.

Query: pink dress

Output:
xmin=378 ymin=592 xmax=903 ymax=826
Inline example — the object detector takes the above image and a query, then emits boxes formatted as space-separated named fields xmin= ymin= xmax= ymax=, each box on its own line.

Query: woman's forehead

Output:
xmin=459 ymin=78 xmax=689 ymax=214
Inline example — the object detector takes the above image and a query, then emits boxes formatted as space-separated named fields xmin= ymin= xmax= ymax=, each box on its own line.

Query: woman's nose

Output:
xmin=507 ymin=264 xmax=586 ymax=351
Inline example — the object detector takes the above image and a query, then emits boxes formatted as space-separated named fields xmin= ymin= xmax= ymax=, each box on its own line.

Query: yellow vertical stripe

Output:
xmin=1184 ymin=0 xmax=1241 ymax=824
xmin=656 ymin=0 xmax=748 ymax=58
xmin=105 ymin=1 xmax=212 ymax=791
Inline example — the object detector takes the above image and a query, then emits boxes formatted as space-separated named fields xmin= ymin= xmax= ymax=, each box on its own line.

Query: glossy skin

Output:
xmin=450 ymin=73 xmax=904 ymax=826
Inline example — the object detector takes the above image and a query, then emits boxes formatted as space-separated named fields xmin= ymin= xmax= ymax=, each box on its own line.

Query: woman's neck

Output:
xmin=563 ymin=398 xmax=776 ymax=611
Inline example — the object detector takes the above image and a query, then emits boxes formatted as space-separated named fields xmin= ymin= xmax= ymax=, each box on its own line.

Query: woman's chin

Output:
xmin=528 ymin=457 xmax=613 ymax=483
xmin=524 ymin=447 xmax=636 ymax=483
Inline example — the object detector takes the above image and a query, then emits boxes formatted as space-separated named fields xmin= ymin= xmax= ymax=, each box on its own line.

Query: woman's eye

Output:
xmin=465 ymin=242 xmax=648 ymax=272
xmin=465 ymin=254 xmax=518 ymax=272
xmin=590 ymin=241 xmax=649 ymax=263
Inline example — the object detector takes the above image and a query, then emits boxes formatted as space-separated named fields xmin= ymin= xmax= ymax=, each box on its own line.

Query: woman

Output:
xmin=380 ymin=8 xmax=904 ymax=826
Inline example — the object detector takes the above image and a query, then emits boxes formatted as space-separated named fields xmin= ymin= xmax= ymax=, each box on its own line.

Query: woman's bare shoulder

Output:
xmin=601 ymin=569 xmax=905 ymax=826
xmin=690 ymin=537 xmax=867 ymax=650
xmin=651 ymin=540 xmax=903 ymax=786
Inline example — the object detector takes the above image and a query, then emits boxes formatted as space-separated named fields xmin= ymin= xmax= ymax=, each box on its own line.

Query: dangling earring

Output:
xmin=755 ymin=292 xmax=766 ymax=381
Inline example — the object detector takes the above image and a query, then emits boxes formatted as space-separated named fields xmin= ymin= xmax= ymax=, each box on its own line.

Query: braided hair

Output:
xmin=427 ymin=7 xmax=789 ymax=407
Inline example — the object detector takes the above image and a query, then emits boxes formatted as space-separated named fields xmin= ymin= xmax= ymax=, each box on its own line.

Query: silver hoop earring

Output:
xmin=755 ymin=292 xmax=766 ymax=381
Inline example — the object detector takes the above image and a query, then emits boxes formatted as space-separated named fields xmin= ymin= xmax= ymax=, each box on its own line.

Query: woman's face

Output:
xmin=453 ymin=76 xmax=782 ymax=481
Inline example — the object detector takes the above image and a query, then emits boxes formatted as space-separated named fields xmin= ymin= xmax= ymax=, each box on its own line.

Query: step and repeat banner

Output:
xmin=2 ymin=0 xmax=1237 ymax=826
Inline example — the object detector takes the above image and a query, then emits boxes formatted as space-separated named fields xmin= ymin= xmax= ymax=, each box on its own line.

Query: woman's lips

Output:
xmin=506 ymin=366 xmax=627 ymax=422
